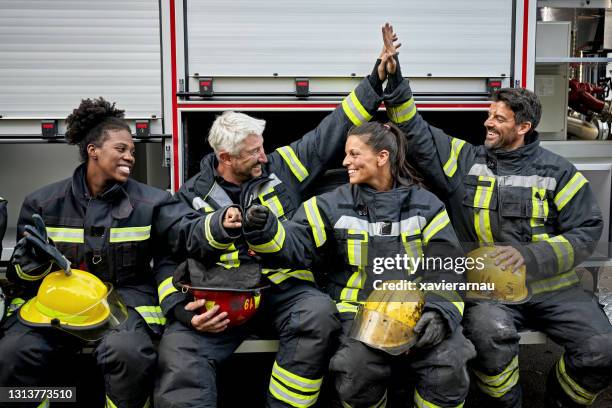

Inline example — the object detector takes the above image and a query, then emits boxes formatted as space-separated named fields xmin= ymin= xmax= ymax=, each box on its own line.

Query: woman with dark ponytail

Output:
xmin=244 ymin=121 xmax=475 ymax=407
xmin=1 ymin=97 xmax=226 ymax=408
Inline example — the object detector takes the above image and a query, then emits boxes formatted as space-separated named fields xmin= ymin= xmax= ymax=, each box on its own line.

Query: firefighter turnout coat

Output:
xmin=383 ymin=80 xmax=603 ymax=295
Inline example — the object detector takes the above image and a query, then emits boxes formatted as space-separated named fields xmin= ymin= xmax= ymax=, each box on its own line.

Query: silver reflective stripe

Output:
xmin=252 ymin=173 xmax=283 ymax=198
xmin=468 ymin=163 xmax=495 ymax=177
xmin=109 ymin=226 xmax=151 ymax=243
xmin=272 ymin=361 xmax=323 ymax=392
xmin=468 ymin=164 xmax=557 ymax=191
xmin=334 ymin=215 xmax=426 ymax=237
xmin=341 ymin=90 xmax=372 ymax=126
xmin=192 ymin=197 xmax=214 ymax=212
xmin=207 ymin=182 xmax=233 ymax=207
xmin=269 ymin=378 xmax=319 ymax=407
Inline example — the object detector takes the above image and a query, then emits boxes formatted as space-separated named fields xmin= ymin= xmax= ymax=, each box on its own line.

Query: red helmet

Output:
xmin=182 ymin=285 xmax=265 ymax=328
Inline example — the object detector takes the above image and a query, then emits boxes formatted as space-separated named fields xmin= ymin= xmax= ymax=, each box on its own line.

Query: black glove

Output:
xmin=243 ymin=204 xmax=270 ymax=230
xmin=173 ymin=301 xmax=196 ymax=328
xmin=11 ymin=214 xmax=71 ymax=275
xmin=413 ymin=310 xmax=448 ymax=349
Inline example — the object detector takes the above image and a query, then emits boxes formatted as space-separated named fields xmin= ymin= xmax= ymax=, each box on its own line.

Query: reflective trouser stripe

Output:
xmin=277 ymin=146 xmax=309 ymax=182
xmin=6 ymin=297 xmax=25 ymax=317
xmin=249 ymin=220 xmax=285 ymax=253
xmin=543 ymin=235 xmax=574 ymax=273
xmin=556 ymin=354 xmax=598 ymax=405
xmin=422 ymin=210 xmax=450 ymax=245
xmin=342 ymin=90 xmax=373 ymax=126
xmin=303 ymin=197 xmax=327 ymax=248
xmin=428 ymin=290 xmax=464 ymax=316
xmin=15 ymin=263 xmax=52 ymax=281
xmin=530 ymin=269 xmax=580 ymax=295
xmin=46 ymin=227 xmax=84 ymax=243
xmin=443 ymin=138 xmax=466 ymax=178
xmin=473 ymin=356 xmax=519 ymax=398
xmin=269 ymin=361 xmax=321 ymax=407
xmin=387 ymin=97 xmax=417 ymax=124
xmin=554 ymin=172 xmax=588 ymax=211
xmin=342 ymin=390 xmax=387 ymax=408
xmin=473 ymin=176 xmax=496 ymax=244
xmin=204 ymin=213 xmax=232 ymax=250
xmin=135 ymin=306 xmax=167 ymax=326
xmin=158 ymin=276 xmax=178 ymax=303
xmin=109 ymin=226 xmax=151 ymax=243
xmin=415 ymin=389 xmax=463 ymax=408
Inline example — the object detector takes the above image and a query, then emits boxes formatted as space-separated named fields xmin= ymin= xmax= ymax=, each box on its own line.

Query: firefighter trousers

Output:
xmin=154 ymin=282 xmax=341 ymax=408
xmin=0 ymin=309 xmax=156 ymax=408
xmin=329 ymin=316 xmax=476 ymax=408
xmin=463 ymin=286 xmax=612 ymax=407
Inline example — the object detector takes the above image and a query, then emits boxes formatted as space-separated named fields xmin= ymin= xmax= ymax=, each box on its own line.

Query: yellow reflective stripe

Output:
xmin=37 ymin=398 xmax=50 ymax=408
xmin=474 ymin=177 xmax=496 ymax=244
xmin=303 ymin=197 xmax=327 ymax=248
xmin=33 ymin=300 xmax=90 ymax=324
xmin=269 ymin=377 xmax=319 ymax=407
xmin=341 ymin=90 xmax=373 ymax=126
xmin=347 ymin=230 xmax=368 ymax=266
xmin=15 ymin=263 xmax=52 ymax=281
xmin=250 ymin=220 xmax=286 ymax=253
xmin=387 ymin=97 xmax=417 ymax=124
xmin=218 ymin=244 xmax=240 ymax=268
xmin=336 ymin=301 xmax=359 ymax=314
xmin=428 ymin=290 xmax=464 ymax=316
xmin=109 ymin=225 xmax=151 ymax=243
xmin=401 ymin=232 xmax=423 ymax=275
xmin=286 ymin=269 xmax=315 ymax=282
xmin=554 ymin=172 xmax=588 ymax=211
xmin=415 ymin=389 xmax=462 ymax=408
xmin=7 ymin=297 xmax=25 ymax=316
xmin=340 ymin=267 xmax=366 ymax=303
xmin=277 ymin=146 xmax=309 ymax=183
xmin=556 ymin=354 xmax=598 ymax=405
xmin=544 ymin=235 xmax=574 ymax=273
xmin=46 ymin=227 xmax=84 ymax=243
xmin=259 ymin=188 xmax=285 ymax=218
xmin=272 ymin=361 xmax=323 ymax=392
xmin=158 ymin=276 xmax=178 ymax=303
xmin=106 ymin=395 xmax=118 ymax=408
xmin=443 ymin=138 xmax=466 ymax=178
xmin=530 ymin=186 xmax=550 ymax=242
xmin=422 ymin=210 xmax=450 ymax=245
xmin=473 ymin=356 xmax=519 ymax=398
xmin=530 ymin=269 xmax=580 ymax=295
xmin=204 ymin=213 xmax=232 ymax=250
xmin=142 ymin=397 xmax=151 ymax=408
xmin=135 ymin=306 xmax=167 ymax=325
xmin=265 ymin=271 xmax=291 ymax=285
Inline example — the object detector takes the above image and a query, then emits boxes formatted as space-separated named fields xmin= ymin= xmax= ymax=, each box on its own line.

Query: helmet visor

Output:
xmin=349 ymin=305 xmax=418 ymax=355
xmin=55 ymin=285 xmax=128 ymax=341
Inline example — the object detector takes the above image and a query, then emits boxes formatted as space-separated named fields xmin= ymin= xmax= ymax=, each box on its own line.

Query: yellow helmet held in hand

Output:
xmin=350 ymin=282 xmax=425 ymax=355
xmin=465 ymin=246 xmax=530 ymax=304
xmin=19 ymin=269 xmax=128 ymax=341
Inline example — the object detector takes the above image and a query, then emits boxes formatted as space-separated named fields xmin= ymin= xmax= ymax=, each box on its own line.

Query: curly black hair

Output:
xmin=65 ymin=97 xmax=130 ymax=162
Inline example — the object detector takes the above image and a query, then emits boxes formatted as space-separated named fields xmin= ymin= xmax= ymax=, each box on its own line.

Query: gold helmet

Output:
xmin=466 ymin=246 xmax=530 ymax=304
xmin=19 ymin=269 xmax=128 ymax=341
xmin=350 ymin=282 xmax=425 ymax=355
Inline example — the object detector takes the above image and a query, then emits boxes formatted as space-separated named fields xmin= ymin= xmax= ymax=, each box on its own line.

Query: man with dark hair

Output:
xmin=379 ymin=37 xmax=612 ymax=407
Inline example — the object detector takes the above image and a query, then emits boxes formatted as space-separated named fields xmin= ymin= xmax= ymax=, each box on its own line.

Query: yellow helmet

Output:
xmin=350 ymin=282 xmax=425 ymax=355
xmin=466 ymin=246 xmax=530 ymax=304
xmin=19 ymin=269 xmax=127 ymax=340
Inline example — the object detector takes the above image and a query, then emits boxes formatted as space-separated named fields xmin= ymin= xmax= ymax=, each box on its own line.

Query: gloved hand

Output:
xmin=413 ymin=310 xmax=448 ymax=349
xmin=243 ymin=204 xmax=270 ymax=230
xmin=11 ymin=214 xmax=71 ymax=275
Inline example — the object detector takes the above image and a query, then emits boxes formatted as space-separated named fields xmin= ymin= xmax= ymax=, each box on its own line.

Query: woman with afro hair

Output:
xmin=0 ymin=97 xmax=233 ymax=408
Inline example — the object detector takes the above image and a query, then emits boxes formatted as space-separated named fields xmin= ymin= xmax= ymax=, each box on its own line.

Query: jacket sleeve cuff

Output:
xmin=383 ymin=79 xmax=413 ymax=106
xmin=424 ymin=293 xmax=462 ymax=333
xmin=243 ymin=211 xmax=279 ymax=245
xmin=211 ymin=205 xmax=241 ymax=241
xmin=161 ymin=291 xmax=189 ymax=317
